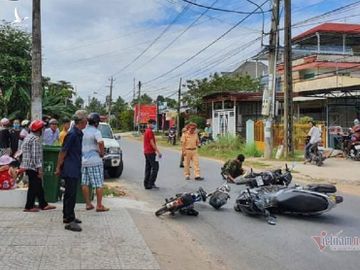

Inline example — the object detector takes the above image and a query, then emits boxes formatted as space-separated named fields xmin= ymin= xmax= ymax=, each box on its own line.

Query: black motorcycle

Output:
xmin=234 ymin=167 xmax=343 ymax=225
xmin=168 ymin=128 xmax=176 ymax=145
xmin=340 ymin=134 xmax=360 ymax=161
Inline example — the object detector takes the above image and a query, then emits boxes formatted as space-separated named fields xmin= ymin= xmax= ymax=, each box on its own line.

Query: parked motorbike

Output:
xmin=234 ymin=182 xmax=343 ymax=225
xmin=155 ymin=187 xmax=207 ymax=216
xmin=305 ymin=136 xmax=325 ymax=166
xmin=340 ymin=134 xmax=360 ymax=161
xmin=168 ymin=128 xmax=176 ymax=145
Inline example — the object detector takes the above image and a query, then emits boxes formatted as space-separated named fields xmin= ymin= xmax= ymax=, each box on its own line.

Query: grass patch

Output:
xmin=103 ymin=184 xmax=127 ymax=197
xmin=198 ymin=135 xmax=263 ymax=161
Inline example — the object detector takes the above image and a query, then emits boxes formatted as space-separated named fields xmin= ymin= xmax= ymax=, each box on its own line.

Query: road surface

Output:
xmin=118 ymin=138 xmax=360 ymax=270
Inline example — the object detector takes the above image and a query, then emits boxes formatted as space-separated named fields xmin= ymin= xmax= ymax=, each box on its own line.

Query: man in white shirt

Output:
xmin=305 ymin=121 xmax=322 ymax=161
xmin=81 ymin=113 xmax=109 ymax=212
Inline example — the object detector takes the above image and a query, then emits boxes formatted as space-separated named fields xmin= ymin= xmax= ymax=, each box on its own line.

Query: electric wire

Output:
xmin=143 ymin=0 xmax=270 ymax=85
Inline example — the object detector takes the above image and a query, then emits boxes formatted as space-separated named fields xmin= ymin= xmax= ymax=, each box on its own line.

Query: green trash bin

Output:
xmin=43 ymin=145 xmax=61 ymax=203
xmin=43 ymin=145 xmax=93 ymax=203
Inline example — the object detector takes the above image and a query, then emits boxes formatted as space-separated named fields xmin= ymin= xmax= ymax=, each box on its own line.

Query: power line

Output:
xmin=111 ymin=3 xmax=191 ymax=77
xmin=292 ymin=0 xmax=360 ymax=27
xmin=143 ymin=0 xmax=270 ymax=85
xmin=180 ymin=0 xmax=269 ymax=15
xmin=136 ymin=0 xmax=220 ymax=71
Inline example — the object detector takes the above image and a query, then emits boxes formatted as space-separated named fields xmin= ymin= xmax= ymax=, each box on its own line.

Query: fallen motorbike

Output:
xmin=234 ymin=168 xmax=343 ymax=225
xmin=305 ymin=136 xmax=325 ymax=166
xmin=168 ymin=128 xmax=176 ymax=145
xmin=155 ymin=187 xmax=207 ymax=216
xmin=155 ymin=183 xmax=231 ymax=216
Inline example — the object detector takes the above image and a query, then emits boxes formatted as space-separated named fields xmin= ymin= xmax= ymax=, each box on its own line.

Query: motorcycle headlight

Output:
xmin=108 ymin=147 xmax=121 ymax=154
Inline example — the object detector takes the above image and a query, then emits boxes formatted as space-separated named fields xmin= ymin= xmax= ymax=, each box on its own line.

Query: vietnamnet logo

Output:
xmin=312 ymin=230 xmax=360 ymax=251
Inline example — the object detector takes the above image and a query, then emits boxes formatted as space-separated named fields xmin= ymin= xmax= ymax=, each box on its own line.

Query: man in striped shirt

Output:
xmin=21 ymin=120 xmax=56 ymax=212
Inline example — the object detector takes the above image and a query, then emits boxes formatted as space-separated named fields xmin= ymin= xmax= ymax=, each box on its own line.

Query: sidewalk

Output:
xmin=0 ymin=198 xmax=159 ymax=270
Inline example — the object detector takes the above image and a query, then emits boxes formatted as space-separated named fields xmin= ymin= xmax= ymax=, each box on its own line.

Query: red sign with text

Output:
xmin=134 ymin=104 xmax=157 ymax=124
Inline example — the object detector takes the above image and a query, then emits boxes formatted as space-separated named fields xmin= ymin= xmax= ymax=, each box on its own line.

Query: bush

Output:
xmin=187 ymin=115 xmax=206 ymax=129
xmin=198 ymin=134 xmax=262 ymax=160
xmin=243 ymin=143 xmax=263 ymax=157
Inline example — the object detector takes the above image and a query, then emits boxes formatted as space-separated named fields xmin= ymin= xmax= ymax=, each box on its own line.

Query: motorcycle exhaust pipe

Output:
xmin=335 ymin=196 xmax=343 ymax=204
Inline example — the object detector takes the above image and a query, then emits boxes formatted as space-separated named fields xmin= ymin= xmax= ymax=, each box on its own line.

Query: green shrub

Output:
xmin=243 ymin=143 xmax=263 ymax=157
xmin=187 ymin=115 xmax=207 ymax=129
xmin=198 ymin=134 xmax=263 ymax=160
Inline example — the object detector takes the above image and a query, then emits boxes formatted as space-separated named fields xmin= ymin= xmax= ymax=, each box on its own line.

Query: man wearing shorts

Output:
xmin=81 ymin=113 xmax=109 ymax=212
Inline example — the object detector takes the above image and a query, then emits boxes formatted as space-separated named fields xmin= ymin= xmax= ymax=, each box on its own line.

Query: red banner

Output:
xmin=134 ymin=104 xmax=157 ymax=124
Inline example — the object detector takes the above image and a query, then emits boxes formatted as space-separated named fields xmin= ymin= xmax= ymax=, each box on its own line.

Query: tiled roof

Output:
xmin=293 ymin=23 xmax=360 ymax=43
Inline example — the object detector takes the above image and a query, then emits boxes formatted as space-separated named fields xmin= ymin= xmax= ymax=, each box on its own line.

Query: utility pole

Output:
xmin=133 ymin=78 xmax=136 ymax=101
xmin=284 ymin=0 xmax=294 ymax=158
xmin=107 ymin=77 xmax=114 ymax=122
xmin=262 ymin=0 xmax=280 ymax=159
xmin=137 ymin=81 xmax=142 ymax=134
xmin=31 ymin=0 xmax=42 ymax=120
xmin=177 ymin=78 xmax=182 ymax=139
xmin=133 ymin=78 xmax=136 ymax=130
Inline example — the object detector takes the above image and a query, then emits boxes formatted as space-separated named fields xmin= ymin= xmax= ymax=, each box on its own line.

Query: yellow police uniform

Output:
xmin=181 ymin=131 xmax=200 ymax=178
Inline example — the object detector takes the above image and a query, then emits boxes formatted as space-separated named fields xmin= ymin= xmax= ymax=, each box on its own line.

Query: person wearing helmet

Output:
xmin=19 ymin=120 xmax=30 ymax=139
xmin=43 ymin=118 xmax=60 ymax=145
xmin=55 ymin=110 xmax=88 ymax=232
xmin=20 ymin=120 xmax=56 ymax=212
xmin=81 ymin=112 xmax=109 ymax=212
xmin=0 ymin=118 xmax=12 ymax=157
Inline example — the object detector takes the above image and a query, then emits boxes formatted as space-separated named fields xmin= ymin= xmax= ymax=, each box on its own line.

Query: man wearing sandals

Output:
xmin=21 ymin=120 xmax=56 ymax=212
xmin=81 ymin=113 xmax=109 ymax=212
xmin=56 ymin=110 xmax=88 ymax=232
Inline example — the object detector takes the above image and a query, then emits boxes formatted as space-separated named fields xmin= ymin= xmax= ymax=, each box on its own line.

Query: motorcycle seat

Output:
xmin=306 ymin=184 xmax=337 ymax=193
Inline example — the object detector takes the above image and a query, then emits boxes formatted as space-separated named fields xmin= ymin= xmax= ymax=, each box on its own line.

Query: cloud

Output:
xmin=1 ymin=0 xmax=359 ymax=102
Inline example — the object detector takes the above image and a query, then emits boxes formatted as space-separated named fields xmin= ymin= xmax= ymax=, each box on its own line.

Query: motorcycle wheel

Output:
xmin=155 ymin=207 xmax=169 ymax=216
xmin=234 ymin=204 xmax=242 ymax=212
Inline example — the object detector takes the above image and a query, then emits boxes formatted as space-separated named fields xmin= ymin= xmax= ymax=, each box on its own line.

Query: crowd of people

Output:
xmin=0 ymin=111 xmax=110 ymax=232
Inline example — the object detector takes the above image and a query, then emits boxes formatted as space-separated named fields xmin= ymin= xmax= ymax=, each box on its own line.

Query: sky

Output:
xmin=1 ymin=0 xmax=360 ymax=104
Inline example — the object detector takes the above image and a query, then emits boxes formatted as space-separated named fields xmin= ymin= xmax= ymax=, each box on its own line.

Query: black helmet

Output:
xmin=87 ymin=112 xmax=101 ymax=126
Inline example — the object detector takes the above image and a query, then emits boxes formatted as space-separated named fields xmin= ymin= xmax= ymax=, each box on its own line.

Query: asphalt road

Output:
xmin=120 ymin=138 xmax=360 ymax=270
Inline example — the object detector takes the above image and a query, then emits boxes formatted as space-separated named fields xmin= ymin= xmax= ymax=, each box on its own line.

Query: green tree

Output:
xmin=131 ymin=93 xmax=153 ymax=106
xmin=42 ymin=78 xmax=77 ymax=118
xmin=183 ymin=73 xmax=260 ymax=112
xmin=156 ymin=95 xmax=177 ymax=109
xmin=119 ymin=109 xmax=134 ymax=131
xmin=112 ymin=96 xmax=127 ymax=115
xmin=0 ymin=23 xmax=79 ymax=119
xmin=0 ymin=23 xmax=31 ymax=118
xmin=86 ymin=97 xmax=106 ymax=115
xmin=75 ymin=96 xmax=85 ymax=109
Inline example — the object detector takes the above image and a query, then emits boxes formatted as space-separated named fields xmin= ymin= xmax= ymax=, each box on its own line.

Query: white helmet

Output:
xmin=0 ymin=118 xmax=10 ymax=126
xmin=354 ymin=119 xmax=360 ymax=125
xmin=21 ymin=119 xmax=30 ymax=127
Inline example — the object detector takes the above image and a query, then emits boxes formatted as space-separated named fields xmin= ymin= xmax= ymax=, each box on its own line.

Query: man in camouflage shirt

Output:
xmin=221 ymin=154 xmax=245 ymax=183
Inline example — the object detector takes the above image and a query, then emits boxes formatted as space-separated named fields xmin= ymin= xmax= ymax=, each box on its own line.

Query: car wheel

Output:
xmin=108 ymin=160 xmax=123 ymax=178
